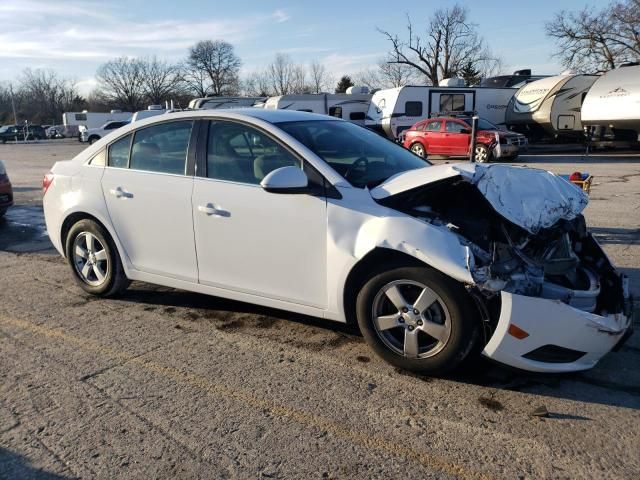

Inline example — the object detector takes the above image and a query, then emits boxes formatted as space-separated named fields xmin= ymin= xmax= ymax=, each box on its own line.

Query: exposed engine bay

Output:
xmin=379 ymin=176 xmax=627 ymax=319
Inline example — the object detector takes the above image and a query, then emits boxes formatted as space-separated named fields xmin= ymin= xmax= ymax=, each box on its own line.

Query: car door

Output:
xmin=444 ymin=120 xmax=470 ymax=156
xmin=192 ymin=120 xmax=328 ymax=308
xmin=101 ymin=120 xmax=199 ymax=282
xmin=422 ymin=120 xmax=445 ymax=154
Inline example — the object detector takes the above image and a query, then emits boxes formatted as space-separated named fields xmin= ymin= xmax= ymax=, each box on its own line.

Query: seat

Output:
xmin=131 ymin=142 xmax=161 ymax=171
xmin=253 ymin=154 xmax=299 ymax=181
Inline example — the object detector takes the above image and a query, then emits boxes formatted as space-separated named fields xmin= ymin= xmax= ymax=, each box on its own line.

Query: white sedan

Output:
xmin=43 ymin=109 xmax=633 ymax=375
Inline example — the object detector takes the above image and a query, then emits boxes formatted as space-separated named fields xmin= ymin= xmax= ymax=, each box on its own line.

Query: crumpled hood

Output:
xmin=370 ymin=163 xmax=589 ymax=234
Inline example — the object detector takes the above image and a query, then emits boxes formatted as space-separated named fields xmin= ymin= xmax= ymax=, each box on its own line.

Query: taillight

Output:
xmin=43 ymin=172 xmax=55 ymax=195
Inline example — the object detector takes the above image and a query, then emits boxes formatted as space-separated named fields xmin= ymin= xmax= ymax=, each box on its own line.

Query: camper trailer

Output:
xmin=263 ymin=88 xmax=372 ymax=126
xmin=365 ymin=85 xmax=516 ymax=139
xmin=62 ymin=110 xmax=132 ymax=130
xmin=188 ymin=97 xmax=265 ymax=110
xmin=505 ymin=74 xmax=598 ymax=140
xmin=581 ymin=64 xmax=640 ymax=142
xmin=480 ymin=69 xmax=548 ymax=88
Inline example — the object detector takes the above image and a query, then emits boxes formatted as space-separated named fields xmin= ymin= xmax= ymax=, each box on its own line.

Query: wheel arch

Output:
xmin=343 ymin=247 xmax=434 ymax=326
xmin=60 ymin=211 xmax=126 ymax=268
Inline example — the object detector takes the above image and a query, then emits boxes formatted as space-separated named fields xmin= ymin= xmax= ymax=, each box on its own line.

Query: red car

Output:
xmin=0 ymin=160 xmax=13 ymax=218
xmin=402 ymin=116 xmax=527 ymax=162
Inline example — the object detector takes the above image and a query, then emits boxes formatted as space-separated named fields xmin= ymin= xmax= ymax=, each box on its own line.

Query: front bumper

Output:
xmin=482 ymin=291 xmax=633 ymax=372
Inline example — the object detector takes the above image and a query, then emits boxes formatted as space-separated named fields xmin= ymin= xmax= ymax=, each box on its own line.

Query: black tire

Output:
xmin=65 ymin=219 xmax=130 ymax=297
xmin=475 ymin=144 xmax=492 ymax=163
xmin=88 ymin=136 xmax=100 ymax=145
xmin=356 ymin=263 xmax=480 ymax=375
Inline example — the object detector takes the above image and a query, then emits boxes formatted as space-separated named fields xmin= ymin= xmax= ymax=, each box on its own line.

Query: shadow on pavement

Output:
xmin=0 ymin=448 xmax=71 ymax=480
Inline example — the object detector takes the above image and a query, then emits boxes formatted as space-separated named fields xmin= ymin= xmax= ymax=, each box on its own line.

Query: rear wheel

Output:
xmin=88 ymin=136 xmax=100 ymax=145
xmin=65 ymin=219 xmax=129 ymax=297
xmin=356 ymin=264 xmax=480 ymax=375
xmin=410 ymin=142 xmax=426 ymax=158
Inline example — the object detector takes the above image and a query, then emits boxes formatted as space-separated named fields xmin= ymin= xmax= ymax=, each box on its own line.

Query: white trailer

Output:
xmin=188 ymin=97 xmax=265 ymax=110
xmin=131 ymin=105 xmax=169 ymax=122
xmin=581 ymin=64 xmax=640 ymax=142
xmin=62 ymin=110 xmax=132 ymax=137
xmin=505 ymin=74 xmax=598 ymax=139
xmin=263 ymin=89 xmax=372 ymax=126
xmin=365 ymin=85 xmax=517 ymax=139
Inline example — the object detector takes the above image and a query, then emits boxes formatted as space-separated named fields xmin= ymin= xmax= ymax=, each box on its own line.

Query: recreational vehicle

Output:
xmin=365 ymin=85 xmax=516 ymax=139
xmin=62 ymin=110 xmax=132 ymax=137
xmin=581 ymin=64 xmax=640 ymax=142
xmin=480 ymin=69 xmax=548 ymax=88
xmin=188 ymin=97 xmax=265 ymax=110
xmin=262 ymin=89 xmax=372 ymax=126
xmin=505 ymin=74 xmax=598 ymax=140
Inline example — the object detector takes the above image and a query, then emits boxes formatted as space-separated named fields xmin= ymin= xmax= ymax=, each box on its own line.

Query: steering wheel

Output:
xmin=344 ymin=157 xmax=369 ymax=179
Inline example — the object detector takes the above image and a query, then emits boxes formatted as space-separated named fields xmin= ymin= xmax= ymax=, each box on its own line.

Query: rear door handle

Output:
xmin=109 ymin=187 xmax=133 ymax=199
xmin=198 ymin=203 xmax=230 ymax=217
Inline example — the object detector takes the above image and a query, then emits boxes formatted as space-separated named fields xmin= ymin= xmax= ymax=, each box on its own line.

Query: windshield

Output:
xmin=460 ymin=118 xmax=500 ymax=131
xmin=278 ymin=120 xmax=430 ymax=188
xmin=0 ymin=126 xmax=8 ymax=133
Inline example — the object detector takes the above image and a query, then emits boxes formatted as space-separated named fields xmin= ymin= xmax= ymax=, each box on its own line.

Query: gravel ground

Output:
xmin=0 ymin=139 xmax=639 ymax=479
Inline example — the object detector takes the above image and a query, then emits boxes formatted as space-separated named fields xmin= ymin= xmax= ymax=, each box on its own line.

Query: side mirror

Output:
xmin=260 ymin=166 xmax=309 ymax=194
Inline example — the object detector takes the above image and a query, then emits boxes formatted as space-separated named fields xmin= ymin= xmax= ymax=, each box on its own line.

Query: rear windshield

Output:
xmin=277 ymin=120 xmax=430 ymax=189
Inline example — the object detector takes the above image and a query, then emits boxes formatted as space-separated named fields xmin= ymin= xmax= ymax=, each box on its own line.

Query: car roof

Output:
xmin=141 ymin=108 xmax=335 ymax=126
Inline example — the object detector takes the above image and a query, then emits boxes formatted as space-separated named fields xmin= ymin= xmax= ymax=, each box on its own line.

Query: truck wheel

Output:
xmin=356 ymin=263 xmax=480 ymax=375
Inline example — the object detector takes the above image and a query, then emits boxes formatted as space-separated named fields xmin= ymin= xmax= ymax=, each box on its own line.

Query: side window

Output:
xmin=415 ymin=122 xmax=426 ymax=131
xmin=75 ymin=113 xmax=87 ymax=121
xmin=425 ymin=121 xmax=442 ymax=132
xmin=349 ymin=111 xmax=365 ymax=121
xmin=440 ymin=94 xmax=466 ymax=112
xmin=445 ymin=121 xmax=467 ymax=133
xmin=207 ymin=121 xmax=301 ymax=185
xmin=405 ymin=101 xmax=423 ymax=117
xmin=104 ymin=123 xmax=116 ymax=130
xmin=108 ymin=134 xmax=132 ymax=168
xmin=329 ymin=106 xmax=343 ymax=118
xmin=129 ymin=121 xmax=192 ymax=175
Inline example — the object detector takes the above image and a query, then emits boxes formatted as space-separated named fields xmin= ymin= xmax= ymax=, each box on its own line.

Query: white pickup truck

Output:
xmin=79 ymin=120 xmax=130 ymax=144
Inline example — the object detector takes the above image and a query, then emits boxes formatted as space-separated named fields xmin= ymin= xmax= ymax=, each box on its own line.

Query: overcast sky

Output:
xmin=0 ymin=0 xmax=603 ymax=94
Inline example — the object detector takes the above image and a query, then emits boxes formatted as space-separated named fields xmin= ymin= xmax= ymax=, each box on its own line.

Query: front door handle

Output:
xmin=198 ymin=203 xmax=230 ymax=217
xmin=109 ymin=187 xmax=133 ymax=199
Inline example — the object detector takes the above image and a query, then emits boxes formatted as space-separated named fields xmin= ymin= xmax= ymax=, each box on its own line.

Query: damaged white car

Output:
xmin=43 ymin=109 xmax=634 ymax=375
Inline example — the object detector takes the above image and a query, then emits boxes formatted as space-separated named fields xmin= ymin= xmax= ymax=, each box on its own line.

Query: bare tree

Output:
xmin=20 ymin=69 xmax=83 ymax=124
xmin=291 ymin=64 xmax=310 ymax=93
xmin=243 ymin=70 xmax=272 ymax=96
xmin=268 ymin=53 xmax=296 ymax=95
xmin=546 ymin=0 xmax=640 ymax=72
xmin=96 ymin=57 xmax=146 ymax=111
xmin=139 ymin=56 xmax=182 ymax=104
xmin=356 ymin=56 xmax=423 ymax=90
xmin=309 ymin=61 xmax=332 ymax=93
xmin=181 ymin=63 xmax=212 ymax=98
xmin=187 ymin=40 xmax=241 ymax=96
xmin=378 ymin=5 xmax=501 ymax=85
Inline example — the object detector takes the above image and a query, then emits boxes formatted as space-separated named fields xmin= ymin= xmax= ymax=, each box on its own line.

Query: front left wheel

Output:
xmin=356 ymin=264 xmax=480 ymax=375
xmin=65 ymin=219 xmax=129 ymax=297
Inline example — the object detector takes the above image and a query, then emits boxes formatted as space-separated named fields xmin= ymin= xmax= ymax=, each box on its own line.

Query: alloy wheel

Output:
xmin=72 ymin=232 xmax=109 ymax=287
xmin=371 ymin=280 xmax=452 ymax=359
xmin=411 ymin=143 xmax=425 ymax=158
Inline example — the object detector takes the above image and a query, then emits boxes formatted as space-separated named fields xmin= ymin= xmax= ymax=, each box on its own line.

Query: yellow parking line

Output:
xmin=1 ymin=314 xmax=493 ymax=480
